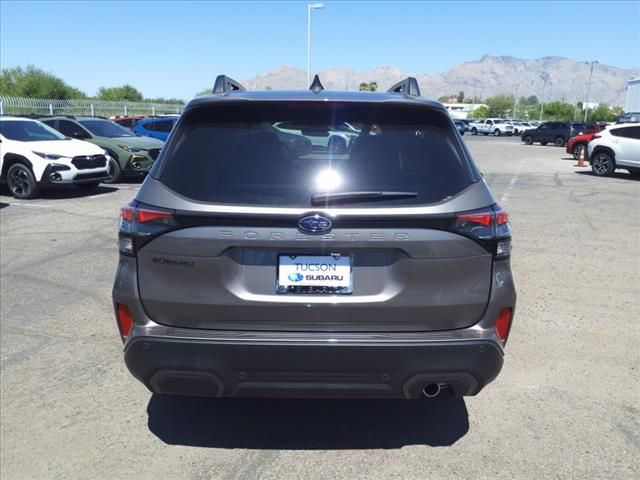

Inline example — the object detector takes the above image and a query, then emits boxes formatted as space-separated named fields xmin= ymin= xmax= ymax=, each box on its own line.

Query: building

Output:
xmin=624 ymin=79 xmax=640 ymax=113
xmin=441 ymin=103 xmax=487 ymax=119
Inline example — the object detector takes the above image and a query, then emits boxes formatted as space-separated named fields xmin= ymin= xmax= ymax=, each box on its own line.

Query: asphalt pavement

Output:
xmin=1 ymin=135 xmax=638 ymax=479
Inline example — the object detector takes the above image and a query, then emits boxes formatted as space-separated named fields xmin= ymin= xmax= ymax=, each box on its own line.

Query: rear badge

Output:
xmin=298 ymin=214 xmax=332 ymax=234
xmin=152 ymin=257 xmax=194 ymax=267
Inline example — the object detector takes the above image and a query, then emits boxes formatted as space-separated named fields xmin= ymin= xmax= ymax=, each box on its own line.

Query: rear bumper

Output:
xmin=123 ymin=331 xmax=504 ymax=399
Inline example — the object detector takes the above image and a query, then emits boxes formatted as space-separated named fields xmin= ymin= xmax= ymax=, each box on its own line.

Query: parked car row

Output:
xmin=520 ymin=121 xmax=600 ymax=147
xmin=0 ymin=115 xmax=166 ymax=198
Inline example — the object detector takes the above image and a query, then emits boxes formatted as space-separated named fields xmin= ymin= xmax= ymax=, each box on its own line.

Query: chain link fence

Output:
xmin=0 ymin=96 xmax=184 ymax=118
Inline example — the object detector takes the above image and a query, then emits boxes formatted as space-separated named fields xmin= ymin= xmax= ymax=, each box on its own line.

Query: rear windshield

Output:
xmin=157 ymin=102 xmax=476 ymax=207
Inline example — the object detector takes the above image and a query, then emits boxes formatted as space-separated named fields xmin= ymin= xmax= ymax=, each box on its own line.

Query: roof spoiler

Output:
xmin=212 ymin=75 xmax=246 ymax=94
xmin=387 ymin=77 xmax=421 ymax=97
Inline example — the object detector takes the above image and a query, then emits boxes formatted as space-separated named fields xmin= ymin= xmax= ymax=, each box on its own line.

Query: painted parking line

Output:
xmin=500 ymin=158 xmax=526 ymax=204
xmin=3 ymin=202 xmax=52 ymax=208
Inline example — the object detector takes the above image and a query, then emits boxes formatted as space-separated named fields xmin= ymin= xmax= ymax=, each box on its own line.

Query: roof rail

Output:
xmin=212 ymin=75 xmax=246 ymax=94
xmin=387 ymin=77 xmax=421 ymax=97
xmin=309 ymin=74 xmax=324 ymax=94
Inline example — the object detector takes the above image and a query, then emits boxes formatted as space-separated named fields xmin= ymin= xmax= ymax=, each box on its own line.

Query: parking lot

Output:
xmin=1 ymin=135 xmax=638 ymax=479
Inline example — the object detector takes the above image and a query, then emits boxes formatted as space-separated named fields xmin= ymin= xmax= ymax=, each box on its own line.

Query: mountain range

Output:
xmin=243 ymin=55 xmax=639 ymax=106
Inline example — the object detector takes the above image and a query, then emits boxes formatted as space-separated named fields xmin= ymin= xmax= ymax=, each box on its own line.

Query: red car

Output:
xmin=566 ymin=124 xmax=606 ymax=159
xmin=110 ymin=115 xmax=148 ymax=129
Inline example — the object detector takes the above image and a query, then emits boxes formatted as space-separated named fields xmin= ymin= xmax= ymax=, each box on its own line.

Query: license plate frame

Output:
xmin=276 ymin=254 xmax=353 ymax=295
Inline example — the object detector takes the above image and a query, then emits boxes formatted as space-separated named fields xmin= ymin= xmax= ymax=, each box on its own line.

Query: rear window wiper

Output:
xmin=311 ymin=191 xmax=418 ymax=205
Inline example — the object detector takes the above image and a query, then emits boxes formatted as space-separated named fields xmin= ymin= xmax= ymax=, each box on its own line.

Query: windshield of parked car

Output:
xmin=79 ymin=119 xmax=135 ymax=138
xmin=0 ymin=120 xmax=67 ymax=142
xmin=157 ymin=102 xmax=477 ymax=207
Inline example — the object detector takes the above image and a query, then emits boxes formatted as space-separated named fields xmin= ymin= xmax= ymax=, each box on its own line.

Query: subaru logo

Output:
xmin=288 ymin=272 xmax=304 ymax=282
xmin=298 ymin=214 xmax=332 ymax=234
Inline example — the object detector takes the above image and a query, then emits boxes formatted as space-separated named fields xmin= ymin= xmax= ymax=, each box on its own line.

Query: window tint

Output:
xmin=154 ymin=120 xmax=175 ymax=133
xmin=0 ymin=120 xmax=67 ymax=141
xmin=611 ymin=126 xmax=640 ymax=139
xmin=79 ymin=119 xmax=134 ymax=137
xmin=57 ymin=120 xmax=89 ymax=138
xmin=157 ymin=102 xmax=476 ymax=207
xmin=142 ymin=122 xmax=155 ymax=132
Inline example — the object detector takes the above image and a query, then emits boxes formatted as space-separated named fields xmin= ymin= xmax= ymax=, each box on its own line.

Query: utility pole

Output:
xmin=583 ymin=61 xmax=596 ymax=123
xmin=307 ymin=3 xmax=325 ymax=87
xmin=512 ymin=83 xmax=519 ymax=118
xmin=539 ymin=72 xmax=550 ymax=121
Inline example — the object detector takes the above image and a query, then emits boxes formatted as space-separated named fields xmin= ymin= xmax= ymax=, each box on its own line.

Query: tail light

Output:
xmin=119 ymin=203 xmax=177 ymax=256
xmin=116 ymin=303 xmax=134 ymax=338
xmin=453 ymin=205 xmax=512 ymax=259
xmin=495 ymin=307 xmax=513 ymax=344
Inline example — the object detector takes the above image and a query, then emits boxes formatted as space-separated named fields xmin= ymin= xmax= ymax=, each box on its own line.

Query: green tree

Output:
xmin=525 ymin=95 xmax=539 ymax=105
xmin=485 ymin=95 xmax=514 ymax=117
xmin=358 ymin=81 xmax=378 ymax=92
xmin=587 ymin=105 xmax=620 ymax=122
xmin=542 ymin=101 xmax=575 ymax=120
xmin=0 ymin=65 xmax=85 ymax=99
xmin=97 ymin=84 xmax=143 ymax=102
xmin=470 ymin=106 xmax=489 ymax=118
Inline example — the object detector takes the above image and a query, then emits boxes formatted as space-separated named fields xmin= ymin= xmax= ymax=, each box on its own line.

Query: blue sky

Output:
xmin=1 ymin=0 xmax=639 ymax=100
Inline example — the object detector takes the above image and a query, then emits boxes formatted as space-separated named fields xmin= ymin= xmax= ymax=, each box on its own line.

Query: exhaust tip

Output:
xmin=422 ymin=383 xmax=442 ymax=398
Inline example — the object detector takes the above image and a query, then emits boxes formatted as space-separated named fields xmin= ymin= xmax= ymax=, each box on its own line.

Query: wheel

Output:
xmin=103 ymin=157 xmax=122 ymax=184
xmin=591 ymin=152 xmax=615 ymax=177
xmin=540 ymin=141 xmax=548 ymax=146
xmin=471 ymin=127 xmax=478 ymax=135
xmin=572 ymin=144 xmax=585 ymax=160
xmin=554 ymin=136 xmax=566 ymax=147
xmin=494 ymin=129 xmax=501 ymax=136
xmin=7 ymin=163 xmax=40 ymax=199
xmin=524 ymin=136 xmax=533 ymax=145
xmin=75 ymin=181 xmax=100 ymax=193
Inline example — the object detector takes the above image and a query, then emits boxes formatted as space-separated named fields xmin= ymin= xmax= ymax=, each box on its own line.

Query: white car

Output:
xmin=587 ymin=123 xmax=640 ymax=178
xmin=0 ymin=117 xmax=110 ymax=198
xmin=469 ymin=118 xmax=514 ymax=136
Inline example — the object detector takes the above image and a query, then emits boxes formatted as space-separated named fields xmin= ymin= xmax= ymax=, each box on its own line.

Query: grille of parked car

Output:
xmin=148 ymin=149 xmax=161 ymax=160
xmin=74 ymin=171 xmax=107 ymax=181
xmin=72 ymin=154 xmax=107 ymax=170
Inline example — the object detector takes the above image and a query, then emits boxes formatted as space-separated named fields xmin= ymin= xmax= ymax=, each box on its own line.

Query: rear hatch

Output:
xmin=129 ymin=100 xmax=498 ymax=332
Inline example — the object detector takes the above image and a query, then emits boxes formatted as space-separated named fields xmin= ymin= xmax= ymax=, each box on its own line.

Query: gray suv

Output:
xmin=113 ymin=76 xmax=516 ymax=399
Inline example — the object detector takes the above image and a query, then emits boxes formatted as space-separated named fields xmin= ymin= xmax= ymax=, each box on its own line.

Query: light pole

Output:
xmin=512 ymin=83 xmax=519 ymax=118
xmin=307 ymin=3 xmax=324 ymax=86
xmin=539 ymin=72 xmax=550 ymax=121
xmin=583 ymin=61 xmax=596 ymax=123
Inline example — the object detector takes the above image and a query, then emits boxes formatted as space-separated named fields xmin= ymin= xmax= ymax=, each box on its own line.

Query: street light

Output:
xmin=512 ymin=83 xmax=519 ymax=118
xmin=583 ymin=61 xmax=597 ymax=123
xmin=539 ymin=72 xmax=550 ymax=121
xmin=307 ymin=3 xmax=324 ymax=86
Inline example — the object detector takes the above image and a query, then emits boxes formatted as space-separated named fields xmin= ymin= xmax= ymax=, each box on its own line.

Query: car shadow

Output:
xmin=147 ymin=393 xmax=469 ymax=450
xmin=32 ymin=185 xmax=119 ymax=199
xmin=574 ymin=170 xmax=639 ymax=180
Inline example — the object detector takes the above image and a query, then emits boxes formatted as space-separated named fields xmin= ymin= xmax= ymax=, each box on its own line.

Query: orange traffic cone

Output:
xmin=575 ymin=146 xmax=587 ymax=167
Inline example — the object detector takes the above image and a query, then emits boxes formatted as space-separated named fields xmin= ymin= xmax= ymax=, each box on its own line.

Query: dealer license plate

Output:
xmin=276 ymin=254 xmax=352 ymax=294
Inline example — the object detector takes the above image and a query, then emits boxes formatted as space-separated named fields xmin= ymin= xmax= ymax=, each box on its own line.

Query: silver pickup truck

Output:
xmin=470 ymin=118 xmax=514 ymax=136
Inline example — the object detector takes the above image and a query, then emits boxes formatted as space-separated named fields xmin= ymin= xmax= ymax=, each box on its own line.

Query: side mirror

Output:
xmin=72 ymin=131 xmax=89 ymax=140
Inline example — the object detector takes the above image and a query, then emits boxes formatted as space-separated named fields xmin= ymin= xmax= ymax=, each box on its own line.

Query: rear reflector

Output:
xmin=495 ymin=307 xmax=513 ymax=344
xmin=116 ymin=304 xmax=134 ymax=338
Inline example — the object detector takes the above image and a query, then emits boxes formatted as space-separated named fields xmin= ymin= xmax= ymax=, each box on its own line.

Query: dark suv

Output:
xmin=521 ymin=121 xmax=586 ymax=147
xmin=113 ymin=75 xmax=516 ymax=400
